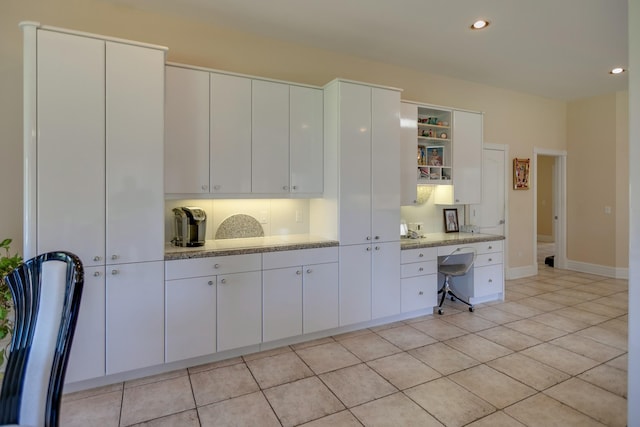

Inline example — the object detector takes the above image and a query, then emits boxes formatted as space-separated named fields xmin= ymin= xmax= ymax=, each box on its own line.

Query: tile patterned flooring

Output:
xmin=61 ymin=266 xmax=628 ymax=426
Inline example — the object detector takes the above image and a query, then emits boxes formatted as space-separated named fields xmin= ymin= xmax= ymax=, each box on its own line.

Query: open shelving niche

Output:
xmin=416 ymin=106 xmax=452 ymax=184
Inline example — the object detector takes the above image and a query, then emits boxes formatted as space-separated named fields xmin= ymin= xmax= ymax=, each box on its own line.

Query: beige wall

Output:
xmin=0 ymin=0 xmax=606 ymax=274
xmin=567 ymin=93 xmax=628 ymax=268
xmin=537 ymin=156 xmax=554 ymax=240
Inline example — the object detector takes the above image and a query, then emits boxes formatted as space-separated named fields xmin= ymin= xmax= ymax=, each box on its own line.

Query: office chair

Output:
xmin=0 ymin=251 xmax=84 ymax=427
xmin=437 ymin=247 xmax=475 ymax=315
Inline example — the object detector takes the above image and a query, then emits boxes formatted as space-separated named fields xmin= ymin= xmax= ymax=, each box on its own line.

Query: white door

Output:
xmin=252 ymin=80 xmax=290 ymax=194
xmin=217 ymin=271 xmax=262 ymax=351
xmin=165 ymin=276 xmax=216 ymax=363
xmin=36 ymin=30 xmax=106 ymax=267
xmin=106 ymin=261 xmax=164 ymax=375
xmin=164 ymin=66 xmax=210 ymax=193
xmin=105 ymin=42 xmax=165 ymax=264
xmin=339 ymin=244 xmax=372 ymax=326
xmin=371 ymin=88 xmax=401 ymax=243
xmin=451 ymin=110 xmax=483 ymax=204
xmin=290 ymin=85 xmax=323 ymax=194
xmin=303 ymin=262 xmax=339 ymax=334
xmin=210 ymin=73 xmax=252 ymax=194
xmin=339 ymin=83 xmax=372 ymax=245
xmin=471 ymin=146 xmax=506 ymax=235
xmin=263 ymin=267 xmax=303 ymax=342
xmin=371 ymin=241 xmax=401 ymax=319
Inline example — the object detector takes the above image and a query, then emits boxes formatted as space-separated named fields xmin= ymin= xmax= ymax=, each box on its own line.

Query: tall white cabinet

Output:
xmin=22 ymin=23 xmax=166 ymax=382
xmin=317 ymin=80 xmax=401 ymax=326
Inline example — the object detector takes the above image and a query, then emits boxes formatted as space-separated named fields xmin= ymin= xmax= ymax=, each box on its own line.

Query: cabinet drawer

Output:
xmin=401 ymin=247 xmax=437 ymax=264
xmin=165 ymin=253 xmax=261 ymax=280
xmin=437 ymin=244 xmax=476 ymax=257
xmin=475 ymin=240 xmax=503 ymax=254
xmin=400 ymin=260 xmax=437 ymax=278
xmin=401 ymin=275 xmax=437 ymax=313
xmin=473 ymin=264 xmax=504 ymax=298
xmin=475 ymin=251 xmax=503 ymax=267
xmin=263 ymin=247 xmax=338 ymax=270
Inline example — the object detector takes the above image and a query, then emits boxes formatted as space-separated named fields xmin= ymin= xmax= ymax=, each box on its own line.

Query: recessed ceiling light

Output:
xmin=471 ymin=20 xmax=490 ymax=30
xmin=609 ymin=67 xmax=626 ymax=75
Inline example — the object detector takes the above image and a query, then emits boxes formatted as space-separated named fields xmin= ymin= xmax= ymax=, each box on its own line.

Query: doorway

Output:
xmin=533 ymin=148 xmax=567 ymax=271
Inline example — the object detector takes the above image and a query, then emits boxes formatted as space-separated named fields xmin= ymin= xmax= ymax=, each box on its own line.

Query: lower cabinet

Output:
xmin=165 ymin=276 xmax=216 ymax=363
xmin=400 ymin=247 xmax=438 ymax=313
xmin=263 ymin=247 xmax=339 ymax=341
xmin=217 ymin=271 xmax=262 ymax=351
xmin=106 ymin=261 xmax=165 ymax=375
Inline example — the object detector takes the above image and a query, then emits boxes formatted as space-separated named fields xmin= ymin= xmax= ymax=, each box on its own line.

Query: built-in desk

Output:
xmin=401 ymin=233 xmax=505 ymax=305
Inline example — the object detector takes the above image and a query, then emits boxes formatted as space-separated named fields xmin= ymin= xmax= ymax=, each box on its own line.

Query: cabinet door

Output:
xmin=165 ymin=66 xmax=210 ymax=193
xmin=290 ymin=86 xmax=323 ymax=194
xmin=371 ymin=88 xmax=401 ymax=242
xmin=106 ymin=261 xmax=164 ymax=375
xmin=473 ymin=264 xmax=504 ymax=299
xmin=401 ymin=274 xmax=437 ymax=313
xmin=217 ymin=271 xmax=262 ymax=351
xmin=263 ymin=267 xmax=303 ymax=342
xmin=106 ymin=42 xmax=165 ymax=264
xmin=400 ymin=102 xmax=418 ymax=206
xmin=36 ymin=30 xmax=106 ymax=267
xmin=371 ymin=241 xmax=401 ymax=319
xmin=303 ymin=262 xmax=339 ymax=334
xmin=339 ymin=83 xmax=372 ymax=245
xmin=210 ymin=73 xmax=252 ymax=194
xmin=165 ymin=276 xmax=216 ymax=363
xmin=252 ymin=80 xmax=290 ymax=194
xmin=451 ymin=110 xmax=483 ymax=204
xmin=65 ymin=266 xmax=105 ymax=383
xmin=339 ymin=244 xmax=371 ymax=326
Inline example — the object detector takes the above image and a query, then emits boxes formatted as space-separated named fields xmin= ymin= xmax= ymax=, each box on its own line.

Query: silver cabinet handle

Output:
xmin=375 ymin=246 xmax=380 ymax=250
xmin=306 ymin=269 xmax=312 ymax=274
xmin=292 ymin=185 xmax=298 ymax=190
xmin=283 ymin=185 xmax=289 ymax=190
xmin=366 ymin=247 xmax=372 ymax=251
xmin=214 ymin=263 xmax=220 ymax=269
xmin=213 ymin=185 xmax=221 ymax=190
xmin=488 ymin=245 xmax=493 ymax=250
xmin=374 ymin=235 xmax=380 ymax=240
xmin=201 ymin=185 xmax=208 ymax=191
xmin=208 ymin=280 xmax=214 ymax=286
xmin=111 ymin=269 xmax=119 ymax=275
xmin=418 ymin=291 xmax=424 ymax=295
xmin=488 ymin=279 xmax=493 ymax=283
xmin=220 ymin=278 xmax=227 ymax=284
xmin=111 ymin=254 xmax=119 ymax=260
xmin=93 ymin=271 xmax=102 ymax=277
xmin=296 ymin=270 xmax=302 ymax=275
xmin=419 ymin=253 xmax=424 ymax=257
xmin=488 ymin=258 xmax=493 ymax=262
xmin=93 ymin=256 xmax=102 ymax=262
xmin=366 ymin=236 xmax=371 ymax=241
xmin=418 ymin=267 xmax=424 ymax=272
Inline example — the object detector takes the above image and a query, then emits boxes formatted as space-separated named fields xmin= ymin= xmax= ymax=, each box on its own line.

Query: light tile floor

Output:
xmin=61 ymin=266 xmax=628 ymax=426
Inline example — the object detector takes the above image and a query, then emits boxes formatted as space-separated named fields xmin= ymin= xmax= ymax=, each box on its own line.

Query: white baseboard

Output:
xmin=565 ymin=259 xmax=628 ymax=279
xmin=506 ymin=264 xmax=538 ymax=280
xmin=537 ymin=235 xmax=554 ymax=243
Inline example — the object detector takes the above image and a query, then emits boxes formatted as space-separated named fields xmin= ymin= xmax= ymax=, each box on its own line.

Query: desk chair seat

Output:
xmin=437 ymin=248 xmax=475 ymax=315
xmin=0 ymin=252 xmax=84 ymax=427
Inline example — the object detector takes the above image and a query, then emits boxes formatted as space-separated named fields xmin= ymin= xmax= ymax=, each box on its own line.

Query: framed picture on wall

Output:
xmin=443 ymin=208 xmax=459 ymax=233
xmin=513 ymin=158 xmax=530 ymax=190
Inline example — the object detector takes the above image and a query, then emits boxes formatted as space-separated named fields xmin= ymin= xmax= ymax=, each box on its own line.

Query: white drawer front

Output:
xmin=401 ymin=247 xmax=437 ymax=264
xmin=400 ymin=260 xmax=437 ymax=278
xmin=475 ymin=240 xmax=503 ymax=254
xmin=473 ymin=264 xmax=504 ymax=298
xmin=165 ymin=253 xmax=262 ymax=280
xmin=401 ymin=275 xmax=437 ymax=313
xmin=263 ymin=247 xmax=338 ymax=270
xmin=475 ymin=251 xmax=503 ymax=267
xmin=437 ymin=244 xmax=476 ymax=257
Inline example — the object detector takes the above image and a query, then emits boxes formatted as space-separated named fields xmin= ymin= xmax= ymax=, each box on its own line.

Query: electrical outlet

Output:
xmin=259 ymin=210 xmax=268 ymax=224
xmin=295 ymin=210 xmax=303 ymax=223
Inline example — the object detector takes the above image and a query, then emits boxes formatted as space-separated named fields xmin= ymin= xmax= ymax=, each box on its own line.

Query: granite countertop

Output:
xmin=400 ymin=232 xmax=505 ymax=250
xmin=165 ymin=234 xmax=339 ymax=260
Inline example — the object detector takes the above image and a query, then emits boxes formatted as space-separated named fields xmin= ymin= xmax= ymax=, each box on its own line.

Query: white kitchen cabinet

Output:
xmin=263 ymin=247 xmax=339 ymax=339
xmin=371 ymin=241 xmax=401 ymax=319
xmin=339 ymin=245 xmax=372 ymax=326
xmin=65 ymin=266 xmax=105 ymax=383
xmin=252 ymin=80 xmax=290 ymax=194
xmin=290 ymin=85 xmax=324 ymax=194
xmin=400 ymin=247 xmax=438 ymax=313
xmin=164 ymin=66 xmax=210 ymax=194
xmin=165 ymin=276 xmax=216 ymax=363
xmin=400 ymin=102 xmax=418 ymax=205
xmin=210 ymin=72 xmax=252 ymax=194
xmin=434 ymin=110 xmax=483 ymax=205
xmin=217 ymin=271 xmax=263 ymax=352
xmin=106 ymin=261 xmax=164 ymax=375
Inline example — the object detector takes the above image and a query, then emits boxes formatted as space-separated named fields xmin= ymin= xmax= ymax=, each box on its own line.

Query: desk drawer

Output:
xmin=401 ymin=260 xmax=437 ymax=278
xmin=401 ymin=247 xmax=437 ymax=263
xmin=475 ymin=240 xmax=503 ymax=254
xmin=473 ymin=264 xmax=504 ymax=298
xmin=166 ymin=253 xmax=261 ymax=280
xmin=475 ymin=252 xmax=503 ymax=267
xmin=401 ymin=275 xmax=437 ymax=313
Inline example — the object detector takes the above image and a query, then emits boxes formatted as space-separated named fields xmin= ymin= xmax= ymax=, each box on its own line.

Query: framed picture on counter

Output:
xmin=444 ymin=208 xmax=459 ymax=233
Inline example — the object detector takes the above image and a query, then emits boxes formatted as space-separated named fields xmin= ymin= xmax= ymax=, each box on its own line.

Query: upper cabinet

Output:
xmin=401 ymin=102 xmax=483 ymax=205
xmin=165 ymin=65 xmax=323 ymax=197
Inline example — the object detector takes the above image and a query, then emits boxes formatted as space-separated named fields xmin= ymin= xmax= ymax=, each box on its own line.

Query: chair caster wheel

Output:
xmin=450 ymin=296 xmax=456 ymax=301
xmin=438 ymin=309 xmax=443 ymax=315
xmin=469 ymin=307 xmax=474 ymax=312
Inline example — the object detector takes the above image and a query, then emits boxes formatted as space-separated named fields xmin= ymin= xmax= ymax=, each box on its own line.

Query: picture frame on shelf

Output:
xmin=444 ymin=208 xmax=459 ymax=233
xmin=427 ymin=146 xmax=444 ymax=166
xmin=513 ymin=158 xmax=530 ymax=190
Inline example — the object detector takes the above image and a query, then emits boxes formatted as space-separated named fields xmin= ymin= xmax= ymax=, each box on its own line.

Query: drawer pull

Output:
xmin=220 ymin=278 xmax=227 ymax=284
xmin=214 ymin=264 xmax=220 ymax=269
xmin=488 ymin=246 xmax=493 ymax=250
xmin=418 ymin=267 xmax=424 ymax=272
xmin=111 ymin=254 xmax=119 ymax=260
xmin=375 ymin=246 xmax=380 ymax=251
xmin=488 ymin=279 xmax=493 ymax=283
xmin=93 ymin=271 xmax=101 ymax=277
xmin=306 ymin=269 xmax=312 ymax=274
xmin=366 ymin=247 xmax=372 ymax=251
xmin=296 ymin=270 xmax=302 ymax=275
xmin=418 ymin=291 xmax=424 ymax=295
xmin=208 ymin=281 xmax=214 ymax=286
xmin=93 ymin=256 xmax=101 ymax=262
xmin=488 ymin=258 xmax=492 ymax=262
xmin=419 ymin=253 xmax=424 ymax=257
xmin=111 ymin=269 xmax=119 ymax=275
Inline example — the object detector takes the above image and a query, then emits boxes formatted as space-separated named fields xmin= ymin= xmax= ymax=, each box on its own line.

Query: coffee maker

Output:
xmin=172 ymin=207 xmax=207 ymax=247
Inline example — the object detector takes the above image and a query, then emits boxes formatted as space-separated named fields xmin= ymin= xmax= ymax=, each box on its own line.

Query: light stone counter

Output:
xmin=165 ymin=234 xmax=339 ymax=260
xmin=400 ymin=232 xmax=504 ymax=250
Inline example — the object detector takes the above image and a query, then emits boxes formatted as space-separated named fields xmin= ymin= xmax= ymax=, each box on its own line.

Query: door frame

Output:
xmin=483 ymin=143 xmax=509 ymax=276
xmin=533 ymin=148 xmax=567 ymax=271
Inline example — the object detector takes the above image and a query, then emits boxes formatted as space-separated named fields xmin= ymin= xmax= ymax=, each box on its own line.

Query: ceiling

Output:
xmin=106 ymin=0 xmax=628 ymax=100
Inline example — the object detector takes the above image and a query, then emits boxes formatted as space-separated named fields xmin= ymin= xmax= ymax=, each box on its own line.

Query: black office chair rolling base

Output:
xmin=437 ymin=274 xmax=474 ymax=315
